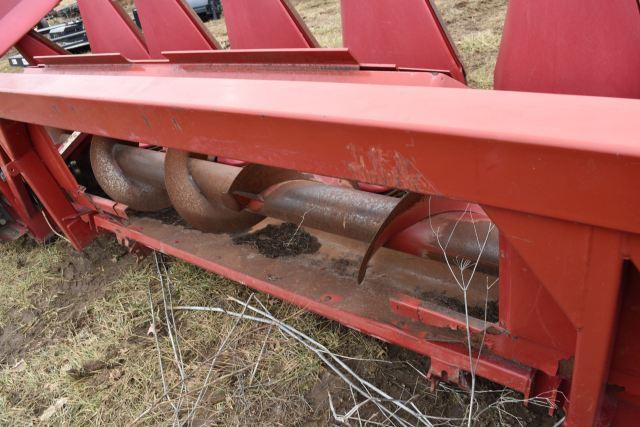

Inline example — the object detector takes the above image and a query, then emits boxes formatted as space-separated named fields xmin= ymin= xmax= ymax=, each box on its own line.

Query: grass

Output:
xmin=0 ymin=239 xmax=64 ymax=326
xmin=0 ymin=239 xmax=386 ymax=425
xmin=435 ymin=0 xmax=508 ymax=88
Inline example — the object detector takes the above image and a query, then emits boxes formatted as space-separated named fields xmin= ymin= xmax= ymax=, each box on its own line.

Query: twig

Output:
xmin=285 ymin=206 xmax=316 ymax=247
xmin=42 ymin=210 xmax=72 ymax=245
xmin=180 ymin=293 xmax=255 ymax=424
xmin=146 ymin=278 xmax=175 ymax=412
xmin=427 ymin=197 xmax=497 ymax=426
xmin=248 ymin=325 xmax=272 ymax=386
xmin=153 ymin=252 xmax=187 ymax=424
xmin=227 ymin=296 xmax=435 ymax=426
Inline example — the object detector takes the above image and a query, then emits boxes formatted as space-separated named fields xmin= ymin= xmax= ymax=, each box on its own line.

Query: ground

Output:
xmin=0 ymin=1 xmax=560 ymax=425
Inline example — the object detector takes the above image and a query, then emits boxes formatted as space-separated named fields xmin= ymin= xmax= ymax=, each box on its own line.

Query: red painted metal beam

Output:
xmin=161 ymin=48 xmax=357 ymax=65
xmin=0 ymin=146 xmax=51 ymax=242
xmin=221 ymin=0 xmax=318 ymax=48
xmin=0 ymin=120 xmax=95 ymax=249
xmin=16 ymin=30 xmax=67 ymax=66
xmin=0 ymin=0 xmax=59 ymax=57
xmin=341 ymin=0 xmax=465 ymax=82
xmin=134 ymin=0 xmax=220 ymax=58
xmin=567 ymin=230 xmax=625 ymax=426
xmin=32 ymin=51 xmax=463 ymax=88
xmin=77 ymin=0 xmax=151 ymax=60
xmin=0 ymin=68 xmax=637 ymax=235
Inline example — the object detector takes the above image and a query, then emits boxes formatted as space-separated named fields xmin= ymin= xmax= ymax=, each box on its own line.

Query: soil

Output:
xmin=331 ymin=257 xmax=358 ymax=279
xmin=303 ymin=345 xmax=562 ymax=426
xmin=0 ymin=236 xmax=138 ymax=365
xmin=232 ymin=223 xmax=321 ymax=258
xmin=427 ymin=292 xmax=500 ymax=323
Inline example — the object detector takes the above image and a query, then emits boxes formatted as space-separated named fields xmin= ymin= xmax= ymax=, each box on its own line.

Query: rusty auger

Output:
xmin=90 ymin=140 xmax=499 ymax=279
xmin=0 ymin=1 xmax=639 ymax=426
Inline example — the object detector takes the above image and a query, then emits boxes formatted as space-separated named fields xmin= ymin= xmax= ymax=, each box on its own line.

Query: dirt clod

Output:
xmin=232 ymin=223 xmax=321 ymax=258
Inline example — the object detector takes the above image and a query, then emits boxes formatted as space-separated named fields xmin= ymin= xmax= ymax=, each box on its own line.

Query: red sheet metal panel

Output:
xmin=494 ymin=0 xmax=640 ymax=98
xmin=0 ymin=145 xmax=51 ymax=242
xmin=16 ymin=30 xmax=67 ymax=65
xmin=341 ymin=0 xmax=465 ymax=82
xmin=0 ymin=0 xmax=59 ymax=57
xmin=221 ymin=0 xmax=318 ymax=48
xmin=0 ymin=69 xmax=638 ymax=235
xmin=77 ymin=0 xmax=150 ymax=60
xmin=134 ymin=0 xmax=220 ymax=58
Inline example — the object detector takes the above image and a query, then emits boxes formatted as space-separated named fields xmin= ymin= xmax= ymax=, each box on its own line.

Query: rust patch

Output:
xmin=345 ymin=143 xmax=439 ymax=194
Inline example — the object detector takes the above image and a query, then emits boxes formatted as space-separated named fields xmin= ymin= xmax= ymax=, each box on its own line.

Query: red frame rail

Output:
xmin=0 ymin=59 xmax=638 ymax=426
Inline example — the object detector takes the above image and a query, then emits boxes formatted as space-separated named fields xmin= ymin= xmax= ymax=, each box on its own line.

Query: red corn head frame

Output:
xmin=0 ymin=1 xmax=639 ymax=426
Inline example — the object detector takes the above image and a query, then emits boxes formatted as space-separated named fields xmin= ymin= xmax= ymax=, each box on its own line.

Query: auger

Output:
xmin=0 ymin=1 xmax=638 ymax=425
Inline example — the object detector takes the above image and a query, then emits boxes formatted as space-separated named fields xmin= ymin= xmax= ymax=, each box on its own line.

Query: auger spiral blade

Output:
xmin=164 ymin=150 xmax=264 ymax=233
xmin=90 ymin=138 xmax=171 ymax=212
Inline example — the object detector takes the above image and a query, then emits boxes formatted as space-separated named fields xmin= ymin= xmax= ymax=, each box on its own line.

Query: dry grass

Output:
xmin=56 ymin=0 xmax=77 ymax=8
xmin=0 ymin=238 xmax=387 ymax=425
xmin=435 ymin=0 xmax=507 ymax=88
xmin=0 ymin=240 xmax=64 ymax=325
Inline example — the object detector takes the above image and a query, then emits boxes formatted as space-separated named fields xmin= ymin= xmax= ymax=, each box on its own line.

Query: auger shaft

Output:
xmin=243 ymin=179 xmax=498 ymax=269
xmin=94 ymin=142 xmax=498 ymax=270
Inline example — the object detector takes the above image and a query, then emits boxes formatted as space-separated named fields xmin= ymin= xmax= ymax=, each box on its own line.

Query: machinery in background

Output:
xmin=7 ymin=0 xmax=222 ymax=67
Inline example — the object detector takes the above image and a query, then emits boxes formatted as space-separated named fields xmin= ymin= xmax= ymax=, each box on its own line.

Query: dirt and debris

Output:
xmin=66 ymin=359 xmax=124 ymax=380
xmin=232 ymin=223 xmax=321 ymax=258
xmin=426 ymin=292 xmax=500 ymax=323
xmin=0 ymin=236 xmax=136 ymax=366
xmin=331 ymin=257 xmax=358 ymax=278
xmin=304 ymin=346 xmax=562 ymax=427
